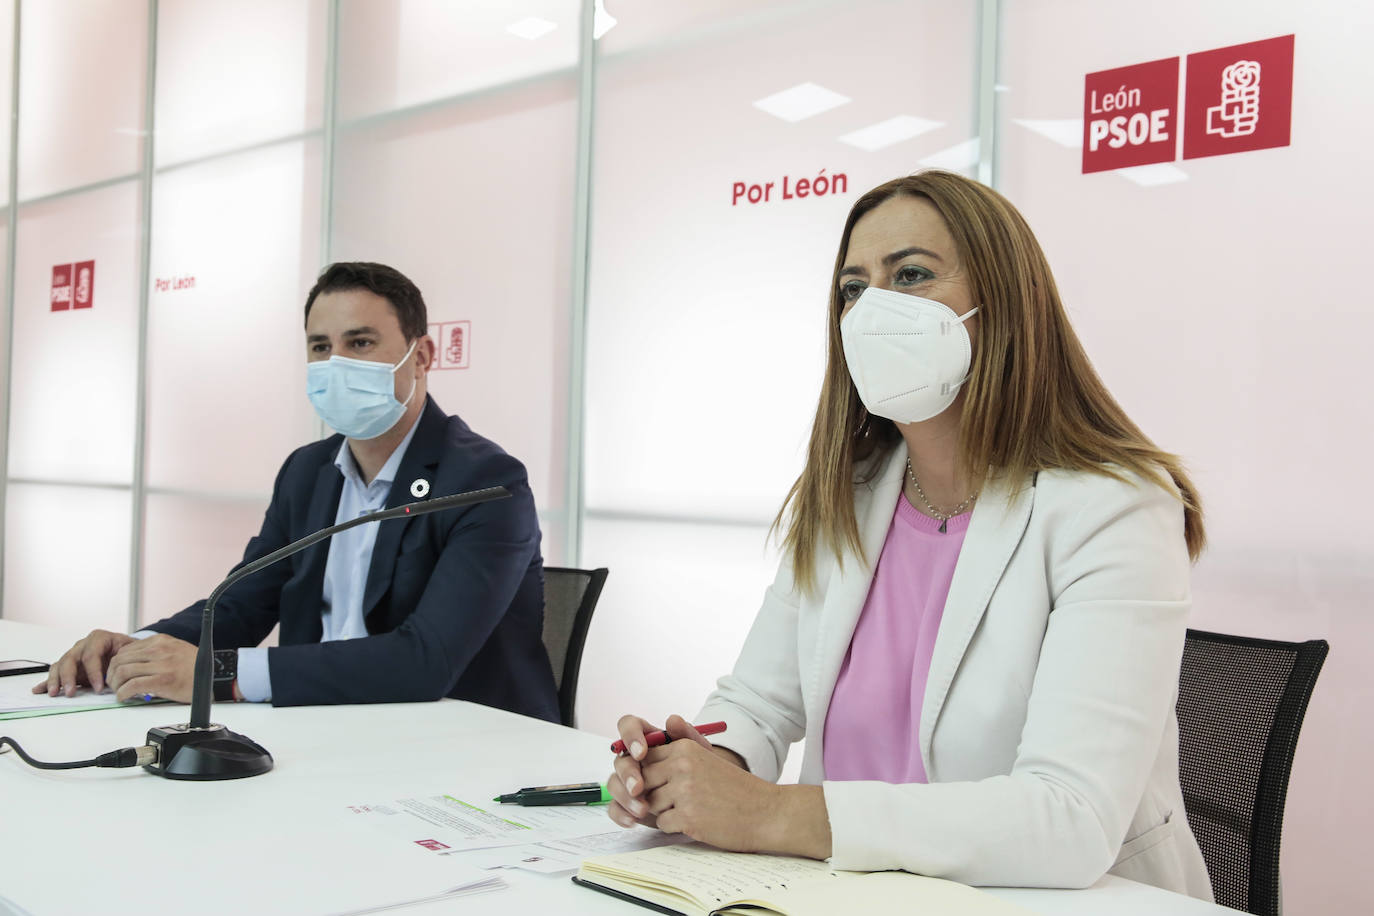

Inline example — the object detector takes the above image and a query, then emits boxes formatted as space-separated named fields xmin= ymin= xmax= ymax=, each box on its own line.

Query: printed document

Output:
xmin=348 ymin=792 xmax=621 ymax=853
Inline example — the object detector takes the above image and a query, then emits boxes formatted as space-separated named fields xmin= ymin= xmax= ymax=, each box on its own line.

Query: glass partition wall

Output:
xmin=0 ymin=3 xmax=1364 ymax=910
xmin=579 ymin=0 xmax=981 ymax=782
xmin=0 ymin=0 xmax=584 ymax=633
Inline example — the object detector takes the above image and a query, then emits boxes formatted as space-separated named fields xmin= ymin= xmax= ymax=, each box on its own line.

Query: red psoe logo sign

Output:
xmin=424 ymin=320 xmax=471 ymax=371
xmin=438 ymin=321 xmax=470 ymax=370
xmin=50 ymin=260 xmax=95 ymax=312
xmin=1082 ymin=57 xmax=1179 ymax=173
xmin=73 ymin=260 xmax=94 ymax=309
xmin=1183 ymin=35 xmax=1294 ymax=160
xmin=50 ymin=264 xmax=72 ymax=311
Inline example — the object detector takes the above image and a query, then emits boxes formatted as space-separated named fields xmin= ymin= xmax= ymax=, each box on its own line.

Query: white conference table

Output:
xmin=0 ymin=620 xmax=1234 ymax=916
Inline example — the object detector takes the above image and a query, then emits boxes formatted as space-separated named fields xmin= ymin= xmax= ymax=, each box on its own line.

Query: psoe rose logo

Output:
xmin=1183 ymin=35 xmax=1293 ymax=161
xmin=438 ymin=321 xmax=471 ymax=370
xmin=73 ymin=260 xmax=95 ymax=309
xmin=1206 ymin=60 xmax=1262 ymax=138
xmin=446 ymin=324 xmax=464 ymax=365
xmin=425 ymin=321 xmax=471 ymax=371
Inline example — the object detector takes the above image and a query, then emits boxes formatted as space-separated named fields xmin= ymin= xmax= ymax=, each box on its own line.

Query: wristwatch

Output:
xmin=212 ymin=649 xmax=238 ymax=702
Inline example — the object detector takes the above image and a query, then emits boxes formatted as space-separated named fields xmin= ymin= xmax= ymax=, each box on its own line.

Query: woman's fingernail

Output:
xmin=626 ymin=777 xmax=639 ymax=794
xmin=630 ymin=741 xmax=644 ymax=759
xmin=632 ymin=800 xmax=646 ymax=816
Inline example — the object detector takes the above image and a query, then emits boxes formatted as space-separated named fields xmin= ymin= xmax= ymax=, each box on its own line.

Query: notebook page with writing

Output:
xmin=576 ymin=843 xmax=1033 ymax=916
xmin=578 ymin=843 xmax=835 ymax=915
xmin=719 ymin=870 xmax=1035 ymax=916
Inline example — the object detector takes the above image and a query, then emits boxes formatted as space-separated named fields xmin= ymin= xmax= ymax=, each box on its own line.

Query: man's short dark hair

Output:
xmin=304 ymin=262 xmax=428 ymax=340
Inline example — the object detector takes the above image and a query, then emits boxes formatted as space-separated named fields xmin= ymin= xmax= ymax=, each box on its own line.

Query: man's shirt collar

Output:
xmin=333 ymin=411 xmax=423 ymax=490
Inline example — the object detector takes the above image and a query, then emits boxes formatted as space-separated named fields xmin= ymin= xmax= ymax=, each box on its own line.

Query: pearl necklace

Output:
xmin=905 ymin=458 xmax=977 ymax=533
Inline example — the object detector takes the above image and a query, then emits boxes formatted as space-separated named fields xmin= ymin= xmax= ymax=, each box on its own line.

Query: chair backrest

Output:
xmin=541 ymin=566 xmax=608 ymax=728
xmin=1175 ymin=628 xmax=1328 ymax=916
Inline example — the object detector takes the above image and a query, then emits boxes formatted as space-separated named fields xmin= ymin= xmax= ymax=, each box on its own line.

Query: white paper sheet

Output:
xmin=461 ymin=827 xmax=690 ymax=874
xmin=320 ymin=876 xmax=508 ymax=916
xmin=0 ymin=676 xmax=127 ymax=712
xmin=347 ymin=793 xmax=621 ymax=853
xmin=541 ymin=828 xmax=691 ymax=858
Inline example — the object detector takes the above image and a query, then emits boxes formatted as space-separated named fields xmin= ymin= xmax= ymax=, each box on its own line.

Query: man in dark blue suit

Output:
xmin=38 ymin=263 xmax=560 ymax=722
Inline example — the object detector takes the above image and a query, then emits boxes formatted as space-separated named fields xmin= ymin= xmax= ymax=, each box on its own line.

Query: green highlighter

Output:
xmin=494 ymin=782 xmax=612 ymax=806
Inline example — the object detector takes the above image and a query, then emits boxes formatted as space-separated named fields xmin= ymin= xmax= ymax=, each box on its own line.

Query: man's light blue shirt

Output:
xmin=234 ymin=418 xmax=422 ymax=702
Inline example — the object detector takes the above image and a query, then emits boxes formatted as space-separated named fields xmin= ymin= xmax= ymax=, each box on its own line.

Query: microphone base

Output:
xmin=143 ymin=723 xmax=274 ymax=781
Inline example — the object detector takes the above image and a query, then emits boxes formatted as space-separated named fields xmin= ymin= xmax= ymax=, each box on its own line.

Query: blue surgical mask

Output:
xmin=306 ymin=340 xmax=418 ymax=440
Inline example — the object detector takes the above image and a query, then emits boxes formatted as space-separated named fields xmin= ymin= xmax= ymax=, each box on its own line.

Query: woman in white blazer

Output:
xmin=606 ymin=171 xmax=1214 ymax=901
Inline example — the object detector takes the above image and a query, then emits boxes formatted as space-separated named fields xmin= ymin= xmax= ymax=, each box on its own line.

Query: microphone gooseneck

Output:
xmin=187 ymin=485 xmax=511 ymax=729
xmin=145 ymin=485 xmax=511 ymax=780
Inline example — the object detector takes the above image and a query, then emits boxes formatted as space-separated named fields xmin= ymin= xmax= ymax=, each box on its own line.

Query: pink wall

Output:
xmin=581 ymin=1 xmax=1371 ymax=911
xmin=999 ymin=2 xmax=1372 ymax=910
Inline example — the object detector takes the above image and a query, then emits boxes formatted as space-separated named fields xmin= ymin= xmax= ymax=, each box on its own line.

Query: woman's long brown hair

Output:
xmin=775 ymin=171 xmax=1204 ymax=593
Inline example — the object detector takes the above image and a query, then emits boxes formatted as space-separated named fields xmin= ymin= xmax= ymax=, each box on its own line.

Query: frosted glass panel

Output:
xmin=597 ymin=0 xmax=820 ymax=54
xmin=155 ymin=0 xmax=326 ymax=166
xmin=3 ymin=482 xmax=130 ymax=632
xmin=0 ymin=214 xmax=8 ymax=463
xmin=139 ymin=492 xmax=269 ymax=627
xmin=145 ymin=141 xmax=322 ymax=495
xmin=997 ymin=3 xmax=1367 ymax=912
xmin=0 ymin=0 xmax=15 ymax=208
xmin=17 ymin=0 xmax=146 ymax=200
xmin=584 ymin=0 xmax=978 ymax=521
xmin=8 ymin=182 xmax=140 ymax=483
xmin=577 ymin=516 xmax=780 ymax=738
xmin=330 ymin=84 xmax=577 ymax=556
xmin=337 ymin=0 xmax=579 ymax=121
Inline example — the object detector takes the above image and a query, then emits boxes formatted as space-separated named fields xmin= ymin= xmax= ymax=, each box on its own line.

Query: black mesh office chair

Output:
xmin=1175 ymin=628 xmax=1328 ymax=916
xmin=541 ymin=567 xmax=608 ymax=728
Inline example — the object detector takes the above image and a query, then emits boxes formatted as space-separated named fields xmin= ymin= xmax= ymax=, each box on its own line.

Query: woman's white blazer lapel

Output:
xmin=806 ymin=442 xmax=909 ymax=754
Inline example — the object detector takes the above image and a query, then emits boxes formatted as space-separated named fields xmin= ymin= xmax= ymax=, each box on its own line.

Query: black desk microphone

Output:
xmin=141 ymin=485 xmax=511 ymax=781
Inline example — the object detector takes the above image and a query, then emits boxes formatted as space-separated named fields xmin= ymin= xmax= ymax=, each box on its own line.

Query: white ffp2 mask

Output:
xmin=840 ymin=287 xmax=978 ymax=424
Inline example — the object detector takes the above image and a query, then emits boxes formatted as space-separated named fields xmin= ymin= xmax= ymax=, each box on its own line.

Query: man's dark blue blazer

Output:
xmin=145 ymin=395 xmax=560 ymax=722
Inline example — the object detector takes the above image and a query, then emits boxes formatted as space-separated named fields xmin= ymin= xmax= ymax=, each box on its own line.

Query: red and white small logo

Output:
xmin=51 ymin=261 xmax=95 ymax=312
xmin=438 ymin=321 xmax=471 ymax=371
xmin=1184 ymin=35 xmax=1293 ymax=160
xmin=1207 ymin=60 xmax=1262 ymax=138
xmin=73 ymin=260 xmax=95 ymax=309
xmin=1082 ymin=56 xmax=1179 ymax=173
xmin=50 ymin=264 xmax=72 ymax=311
xmin=425 ymin=321 xmax=472 ymax=371
xmin=447 ymin=325 xmax=463 ymax=364
xmin=414 ymin=839 xmax=450 ymax=852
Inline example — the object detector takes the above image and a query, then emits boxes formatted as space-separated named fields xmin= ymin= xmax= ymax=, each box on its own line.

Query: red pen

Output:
xmin=611 ymin=721 xmax=727 ymax=755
